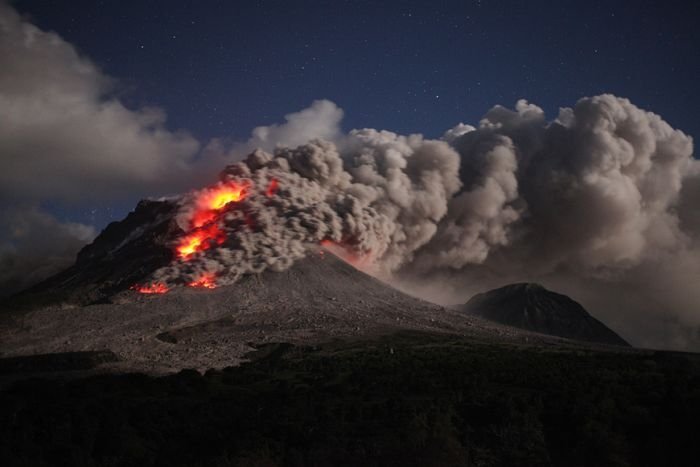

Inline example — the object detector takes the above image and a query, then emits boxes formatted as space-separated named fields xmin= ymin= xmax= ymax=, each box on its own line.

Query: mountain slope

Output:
xmin=4 ymin=199 xmax=180 ymax=309
xmin=3 ymin=250 xmax=557 ymax=374
xmin=463 ymin=283 xmax=629 ymax=346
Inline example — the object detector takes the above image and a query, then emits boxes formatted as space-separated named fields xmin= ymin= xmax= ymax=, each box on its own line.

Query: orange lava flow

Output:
xmin=201 ymin=182 xmax=249 ymax=211
xmin=176 ymin=224 xmax=226 ymax=259
xmin=178 ymin=182 xmax=252 ymax=258
xmin=191 ymin=182 xmax=251 ymax=228
xmin=131 ymin=182 xmax=253 ymax=293
xmin=132 ymin=283 xmax=169 ymax=294
xmin=188 ymin=273 xmax=217 ymax=289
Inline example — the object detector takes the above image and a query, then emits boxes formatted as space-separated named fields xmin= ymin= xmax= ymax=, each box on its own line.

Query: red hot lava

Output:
xmin=177 ymin=181 xmax=251 ymax=260
xmin=188 ymin=274 xmax=217 ymax=289
xmin=191 ymin=182 xmax=250 ymax=228
xmin=132 ymin=283 xmax=169 ymax=294
xmin=134 ymin=181 xmax=251 ymax=294
xmin=176 ymin=223 xmax=227 ymax=259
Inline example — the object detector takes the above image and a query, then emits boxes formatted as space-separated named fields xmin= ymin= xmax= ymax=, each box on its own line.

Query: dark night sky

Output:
xmin=14 ymin=0 xmax=700 ymax=140
xmin=8 ymin=0 xmax=700 ymax=227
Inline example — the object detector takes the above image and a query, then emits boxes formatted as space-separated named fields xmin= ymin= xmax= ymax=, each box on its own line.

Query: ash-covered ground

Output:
xmin=0 ymin=251 xmax=577 ymax=375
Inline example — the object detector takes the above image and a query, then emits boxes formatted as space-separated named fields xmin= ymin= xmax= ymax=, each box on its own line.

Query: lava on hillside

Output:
xmin=131 ymin=283 xmax=169 ymax=294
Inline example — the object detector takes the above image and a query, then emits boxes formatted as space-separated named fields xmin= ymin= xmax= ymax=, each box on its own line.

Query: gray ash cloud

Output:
xmin=148 ymin=94 xmax=698 ymax=350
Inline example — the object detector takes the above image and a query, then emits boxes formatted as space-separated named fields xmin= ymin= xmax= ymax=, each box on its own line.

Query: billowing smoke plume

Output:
xmin=143 ymin=94 xmax=698 ymax=351
xmin=398 ymin=95 xmax=699 ymax=350
xmin=150 ymin=133 xmax=462 ymax=285
xmin=415 ymin=95 xmax=696 ymax=275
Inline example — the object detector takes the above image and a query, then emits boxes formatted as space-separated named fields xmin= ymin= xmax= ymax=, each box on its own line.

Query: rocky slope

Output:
xmin=2 ymin=251 xmax=569 ymax=374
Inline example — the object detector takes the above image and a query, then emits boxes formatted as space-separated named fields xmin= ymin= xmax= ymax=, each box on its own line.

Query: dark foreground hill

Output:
xmin=464 ymin=283 xmax=629 ymax=346
xmin=1 ymin=332 xmax=698 ymax=467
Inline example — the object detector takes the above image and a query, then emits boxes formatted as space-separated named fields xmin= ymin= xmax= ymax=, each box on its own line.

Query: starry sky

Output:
xmin=9 ymin=0 xmax=700 ymax=227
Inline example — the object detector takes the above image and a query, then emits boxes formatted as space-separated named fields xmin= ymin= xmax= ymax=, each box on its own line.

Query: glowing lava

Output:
xmin=132 ymin=283 xmax=169 ymax=294
xmin=177 ymin=224 xmax=226 ymax=259
xmin=188 ymin=274 xmax=217 ymax=289
xmin=200 ymin=182 xmax=249 ymax=211
xmin=132 ymin=179 xmax=269 ymax=293
xmin=191 ymin=182 xmax=251 ymax=228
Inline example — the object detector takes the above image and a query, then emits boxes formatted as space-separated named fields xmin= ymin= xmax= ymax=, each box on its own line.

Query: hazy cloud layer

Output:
xmin=0 ymin=206 xmax=96 ymax=295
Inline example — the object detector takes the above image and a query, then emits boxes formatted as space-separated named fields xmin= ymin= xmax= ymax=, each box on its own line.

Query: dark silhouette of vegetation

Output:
xmin=1 ymin=333 xmax=699 ymax=466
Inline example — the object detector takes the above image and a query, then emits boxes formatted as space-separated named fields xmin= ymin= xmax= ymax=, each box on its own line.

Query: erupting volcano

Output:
xmin=0 ymin=133 xmax=643 ymax=376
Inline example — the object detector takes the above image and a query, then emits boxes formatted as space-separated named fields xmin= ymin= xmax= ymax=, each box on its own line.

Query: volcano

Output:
xmin=0 ymin=153 xmax=630 ymax=374
xmin=463 ymin=283 xmax=630 ymax=346
xmin=0 ymin=197 xmax=545 ymax=374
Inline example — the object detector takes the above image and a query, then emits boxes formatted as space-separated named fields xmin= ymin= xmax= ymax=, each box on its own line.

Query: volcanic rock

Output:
xmin=463 ymin=283 xmax=629 ymax=346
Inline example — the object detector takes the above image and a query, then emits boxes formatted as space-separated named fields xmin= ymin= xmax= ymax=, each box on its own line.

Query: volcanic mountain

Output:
xmin=463 ymin=283 xmax=630 ymax=346
xmin=0 ymin=149 xmax=630 ymax=374
xmin=0 ymin=198 xmax=548 ymax=374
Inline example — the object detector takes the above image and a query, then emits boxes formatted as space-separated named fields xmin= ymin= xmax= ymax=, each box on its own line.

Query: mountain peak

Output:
xmin=464 ymin=283 xmax=629 ymax=346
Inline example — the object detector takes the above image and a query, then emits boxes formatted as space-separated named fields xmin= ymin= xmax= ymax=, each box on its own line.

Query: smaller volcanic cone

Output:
xmin=463 ymin=283 xmax=629 ymax=346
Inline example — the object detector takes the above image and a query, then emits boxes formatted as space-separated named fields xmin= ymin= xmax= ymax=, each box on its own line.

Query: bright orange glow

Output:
xmin=176 ymin=224 xmax=226 ymax=259
xmin=188 ymin=274 xmax=217 ymax=289
xmin=161 ymin=180 xmax=254 ymax=293
xmin=203 ymin=182 xmax=249 ymax=210
xmin=132 ymin=283 xmax=169 ymax=294
xmin=190 ymin=182 xmax=251 ymax=228
xmin=191 ymin=210 xmax=218 ymax=229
